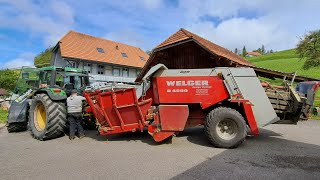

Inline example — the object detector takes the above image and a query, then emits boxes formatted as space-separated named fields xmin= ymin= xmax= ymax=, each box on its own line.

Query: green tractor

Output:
xmin=7 ymin=66 xmax=90 ymax=140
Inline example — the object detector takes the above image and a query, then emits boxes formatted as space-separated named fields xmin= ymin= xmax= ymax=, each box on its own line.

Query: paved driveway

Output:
xmin=0 ymin=121 xmax=320 ymax=180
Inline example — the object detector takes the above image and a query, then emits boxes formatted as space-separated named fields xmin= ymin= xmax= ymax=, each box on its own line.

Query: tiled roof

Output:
xmin=155 ymin=28 xmax=252 ymax=66
xmin=247 ymin=52 xmax=262 ymax=56
xmin=58 ymin=31 xmax=149 ymax=68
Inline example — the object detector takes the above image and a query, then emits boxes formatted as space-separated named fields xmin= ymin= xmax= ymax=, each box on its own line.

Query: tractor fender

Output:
xmin=7 ymin=99 xmax=31 ymax=123
xmin=34 ymin=89 xmax=67 ymax=101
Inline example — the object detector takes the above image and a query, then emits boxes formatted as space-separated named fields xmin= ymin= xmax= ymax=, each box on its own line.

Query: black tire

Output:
xmin=204 ymin=107 xmax=246 ymax=148
xmin=7 ymin=122 xmax=27 ymax=133
xmin=29 ymin=93 xmax=67 ymax=140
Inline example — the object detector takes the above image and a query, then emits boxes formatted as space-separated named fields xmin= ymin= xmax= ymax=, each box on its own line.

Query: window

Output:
xmin=136 ymin=69 xmax=141 ymax=76
xmin=97 ymin=48 xmax=104 ymax=53
xmin=55 ymin=73 xmax=64 ymax=87
xmin=113 ymin=68 xmax=120 ymax=76
xmin=121 ymin=52 xmax=128 ymax=58
xmin=139 ymin=56 xmax=145 ymax=61
xmin=45 ymin=72 xmax=51 ymax=85
xmin=105 ymin=66 xmax=112 ymax=76
xmin=67 ymin=61 xmax=76 ymax=68
xmin=123 ymin=68 xmax=128 ymax=77
xmin=98 ymin=65 xmax=104 ymax=75
xmin=84 ymin=63 xmax=92 ymax=73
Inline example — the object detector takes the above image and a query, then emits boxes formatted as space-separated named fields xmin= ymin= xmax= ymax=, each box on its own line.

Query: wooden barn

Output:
xmin=137 ymin=28 xmax=318 ymax=82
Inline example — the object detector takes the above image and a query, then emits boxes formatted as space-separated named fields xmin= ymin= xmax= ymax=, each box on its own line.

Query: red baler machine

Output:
xmin=84 ymin=64 xmax=279 ymax=148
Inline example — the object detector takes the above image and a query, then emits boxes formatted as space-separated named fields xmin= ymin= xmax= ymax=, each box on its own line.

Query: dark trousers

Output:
xmin=68 ymin=112 xmax=84 ymax=137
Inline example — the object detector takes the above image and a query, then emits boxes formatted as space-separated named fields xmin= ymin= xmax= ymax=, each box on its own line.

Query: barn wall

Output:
xmin=153 ymin=41 xmax=233 ymax=70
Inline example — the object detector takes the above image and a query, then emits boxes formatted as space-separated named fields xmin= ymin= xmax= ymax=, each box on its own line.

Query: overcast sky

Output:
xmin=0 ymin=0 xmax=319 ymax=69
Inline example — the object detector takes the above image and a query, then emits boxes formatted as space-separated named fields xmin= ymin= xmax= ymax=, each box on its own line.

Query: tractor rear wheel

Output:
xmin=29 ymin=93 xmax=67 ymax=140
xmin=205 ymin=107 xmax=246 ymax=148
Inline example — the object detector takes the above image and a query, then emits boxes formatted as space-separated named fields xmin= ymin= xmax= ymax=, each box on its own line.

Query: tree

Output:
xmin=296 ymin=30 xmax=320 ymax=69
xmin=254 ymin=48 xmax=262 ymax=54
xmin=242 ymin=46 xmax=247 ymax=57
xmin=234 ymin=48 xmax=238 ymax=54
xmin=261 ymin=45 xmax=265 ymax=54
xmin=0 ymin=69 xmax=20 ymax=91
xmin=34 ymin=47 xmax=53 ymax=68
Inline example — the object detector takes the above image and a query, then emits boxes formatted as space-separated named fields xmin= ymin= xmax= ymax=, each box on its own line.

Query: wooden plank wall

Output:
xmin=153 ymin=41 xmax=233 ymax=69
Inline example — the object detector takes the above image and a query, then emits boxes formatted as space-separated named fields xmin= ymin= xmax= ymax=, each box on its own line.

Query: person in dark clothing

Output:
xmin=67 ymin=89 xmax=86 ymax=140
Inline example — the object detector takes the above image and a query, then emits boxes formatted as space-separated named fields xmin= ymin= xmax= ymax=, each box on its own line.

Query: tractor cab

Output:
xmin=13 ymin=66 xmax=89 ymax=98
xmin=38 ymin=66 xmax=89 ymax=96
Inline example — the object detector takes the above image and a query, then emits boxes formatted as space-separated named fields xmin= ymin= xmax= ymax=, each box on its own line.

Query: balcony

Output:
xmin=89 ymin=74 xmax=136 ymax=83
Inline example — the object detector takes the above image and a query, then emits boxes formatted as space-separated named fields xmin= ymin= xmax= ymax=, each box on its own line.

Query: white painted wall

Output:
xmin=50 ymin=50 xmax=143 ymax=82
xmin=91 ymin=63 xmax=97 ymax=74
xmin=78 ymin=61 xmax=83 ymax=69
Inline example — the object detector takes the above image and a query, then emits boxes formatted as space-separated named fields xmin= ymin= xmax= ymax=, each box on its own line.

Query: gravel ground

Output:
xmin=0 ymin=121 xmax=320 ymax=180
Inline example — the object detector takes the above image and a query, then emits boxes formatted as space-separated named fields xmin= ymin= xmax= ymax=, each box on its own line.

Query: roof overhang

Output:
xmin=52 ymin=41 xmax=61 ymax=52
xmin=153 ymin=38 xmax=193 ymax=52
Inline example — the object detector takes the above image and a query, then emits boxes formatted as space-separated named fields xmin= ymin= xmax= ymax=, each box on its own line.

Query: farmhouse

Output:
xmin=51 ymin=31 xmax=149 ymax=83
xmin=137 ymin=28 xmax=318 ymax=82
xmin=247 ymin=51 xmax=262 ymax=57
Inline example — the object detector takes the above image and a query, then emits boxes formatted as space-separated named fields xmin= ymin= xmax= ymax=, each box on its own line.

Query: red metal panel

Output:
xmin=84 ymin=88 xmax=152 ymax=135
xmin=231 ymin=99 xmax=259 ymax=136
xmin=155 ymin=76 xmax=229 ymax=108
xmin=153 ymin=131 xmax=175 ymax=142
xmin=159 ymin=105 xmax=189 ymax=131
xmin=152 ymin=78 xmax=160 ymax=105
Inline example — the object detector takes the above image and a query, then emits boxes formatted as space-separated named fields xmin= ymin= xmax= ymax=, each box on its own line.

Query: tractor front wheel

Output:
xmin=7 ymin=122 xmax=28 ymax=133
xmin=29 ymin=93 xmax=67 ymax=140
xmin=205 ymin=107 xmax=246 ymax=148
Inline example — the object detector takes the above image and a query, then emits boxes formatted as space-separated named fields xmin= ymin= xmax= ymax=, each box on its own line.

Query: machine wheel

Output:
xmin=29 ymin=93 xmax=67 ymax=140
xmin=205 ymin=107 xmax=246 ymax=148
xmin=7 ymin=122 xmax=28 ymax=132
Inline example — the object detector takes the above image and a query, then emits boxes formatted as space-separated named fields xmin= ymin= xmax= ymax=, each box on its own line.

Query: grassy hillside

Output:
xmin=246 ymin=49 xmax=320 ymax=108
xmin=247 ymin=49 xmax=320 ymax=78
xmin=248 ymin=49 xmax=298 ymax=62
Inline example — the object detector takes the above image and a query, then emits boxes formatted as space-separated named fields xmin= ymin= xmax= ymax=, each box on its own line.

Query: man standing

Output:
xmin=67 ymin=89 xmax=86 ymax=140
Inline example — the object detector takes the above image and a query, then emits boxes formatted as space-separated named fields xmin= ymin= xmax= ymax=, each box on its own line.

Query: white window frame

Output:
xmin=84 ymin=63 xmax=92 ymax=74
xmin=97 ymin=65 xmax=104 ymax=75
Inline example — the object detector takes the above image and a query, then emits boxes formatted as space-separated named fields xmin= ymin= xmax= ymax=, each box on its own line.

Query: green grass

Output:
xmin=247 ymin=49 xmax=298 ymax=62
xmin=311 ymin=115 xmax=320 ymax=120
xmin=315 ymin=92 xmax=320 ymax=107
xmin=254 ymin=58 xmax=320 ymax=78
xmin=0 ymin=109 xmax=8 ymax=124
xmin=247 ymin=49 xmax=320 ymax=78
